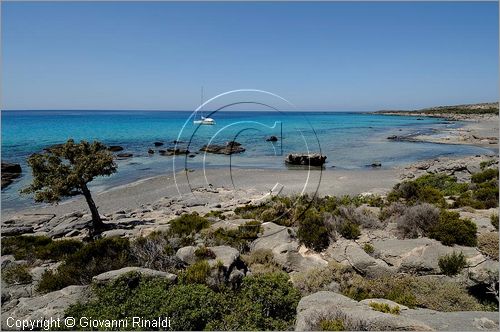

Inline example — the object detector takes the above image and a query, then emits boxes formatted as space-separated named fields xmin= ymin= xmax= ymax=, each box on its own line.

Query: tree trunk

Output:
xmin=81 ymin=183 xmax=105 ymax=234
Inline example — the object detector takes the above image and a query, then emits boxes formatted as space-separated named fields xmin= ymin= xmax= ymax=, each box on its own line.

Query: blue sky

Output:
xmin=2 ymin=1 xmax=498 ymax=111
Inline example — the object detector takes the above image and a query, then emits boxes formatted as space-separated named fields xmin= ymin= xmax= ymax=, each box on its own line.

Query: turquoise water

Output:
xmin=1 ymin=110 xmax=495 ymax=210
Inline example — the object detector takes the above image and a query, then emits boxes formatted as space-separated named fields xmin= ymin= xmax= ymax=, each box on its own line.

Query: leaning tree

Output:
xmin=22 ymin=139 xmax=117 ymax=235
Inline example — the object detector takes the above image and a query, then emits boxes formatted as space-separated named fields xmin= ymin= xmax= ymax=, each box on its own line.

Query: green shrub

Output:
xmin=297 ymin=209 xmax=330 ymax=251
xmin=413 ymin=174 xmax=469 ymax=196
xmin=338 ymin=222 xmax=361 ymax=239
xmin=194 ymin=246 xmax=216 ymax=259
xmin=130 ymin=231 xmax=180 ymax=272
xmin=210 ymin=273 xmax=301 ymax=330
xmin=202 ymin=220 xmax=262 ymax=253
xmin=368 ymin=302 xmax=400 ymax=315
xmin=37 ymin=237 xmax=133 ymax=293
xmin=429 ymin=210 xmax=477 ymax=246
xmin=472 ymin=168 xmax=498 ymax=184
xmin=242 ymin=249 xmax=282 ymax=275
xmin=363 ymin=243 xmax=375 ymax=254
xmin=1 ymin=236 xmax=82 ymax=261
xmin=65 ymin=273 xmax=224 ymax=331
xmin=181 ymin=260 xmax=212 ymax=284
xmin=204 ymin=210 xmax=226 ymax=220
xmin=319 ymin=319 xmax=345 ymax=331
xmin=438 ymin=251 xmax=467 ymax=276
xmin=388 ymin=179 xmax=447 ymax=207
xmin=169 ymin=212 xmax=209 ymax=237
xmin=480 ymin=160 xmax=496 ymax=170
xmin=2 ymin=264 xmax=33 ymax=285
xmin=395 ymin=203 xmax=440 ymax=238
xmin=292 ymin=262 xmax=346 ymax=295
xmin=478 ymin=232 xmax=499 ymax=260
xmin=491 ymin=212 xmax=499 ymax=231
xmin=67 ymin=271 xmax=300 ymax=331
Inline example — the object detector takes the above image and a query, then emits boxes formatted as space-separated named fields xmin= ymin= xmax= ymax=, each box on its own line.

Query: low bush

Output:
xmin=478 ymin=232 xmax=499 ymax=260
xmin=338 ymin=222 xmax=361 ymax=240
xmin=242 ymin=249 xmax=282 ymax=275
xmin=472 ymin=168 xmax=498 ymax=184
xmin=1 ymin=236 xmax=82 ymax=261
xmin=319 ymin=319 xmax=345 ymax=331
xmin=202 ymin=221 xmax=262 ymax=253
xmin=368 ymin=302 xmax=400 ymax=315
xmin=480 ymin=160 xmax=496 ymax=170
xmin=130 ymin=231 xmax=182 ymax=272
xmin=37 ymin=237 xmax=134 ymax=293
xmin=395 ymin=203 xmax=440 ymax=238
xmin=194 ymin=246 xmax=216 ymax=259
xmin=491 ymin=212 xmax=499 ymax=231
xmin=181 ymin=260 xmax=212 ymax=284
xmin=292 ymin=262 xmax=346 ymax=295
xmin=169 ymin=212 xmax=210 ymax=237
xmin=66 ymin=271 xmax=300 ymax=331
xmin=2 ymin=264 xmax=33 ymax=285
xmin=204 ymin=210 xmax=226 ymax=220
xmin=363 ymin=243 xmax=375 ymax=254
xmin=387 ymin=178 xmax=446 ymax=207
xmin=297 ymin=209 xmax=330 ymax=251
xmin=429 ymin=210 xmax=477 ymax=246
xmin=438 ymin=251 xmax=467 ymax=276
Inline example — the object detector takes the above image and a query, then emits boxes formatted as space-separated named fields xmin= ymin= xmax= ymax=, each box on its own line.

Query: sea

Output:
xmin=1 ymin=110 xmax=496 ymax=211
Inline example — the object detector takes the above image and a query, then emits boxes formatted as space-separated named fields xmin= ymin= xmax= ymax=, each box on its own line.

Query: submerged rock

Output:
xmin=284 ymin=154 xmax=327 ymax=166
xmin=266 ymin=136 xmax=279 ymax=142
xmin=107 ymin=145 xmax=124 ymax=152
xmin=1 ymin=162 xmax=22 ymax=189
xmin=154 ymin=141 xmax=164 ymax=147
xmin=116 ymin=153 xmax=133 ymax=159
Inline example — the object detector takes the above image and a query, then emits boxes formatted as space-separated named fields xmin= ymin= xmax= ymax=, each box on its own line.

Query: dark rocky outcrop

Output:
xmin=369 ymin=162 xmax=382 ymax=167
xmin=107 ymin=145 xmax=124 ymax=152
xmin=148 ymin=149 xmax=154 ymax=154
xmin=266 ymin=136 xmax=279 ymax=142
xmin=1 ymin=162 xmax=22 ymax=189
xmin=284 ymin=154 xmax=326 ymax=166
xmin=159 ymin=148 xmax=190 ymax=156
xmin=116 ymin=153 xmax=133 ymax=159
xmin=200 ymin=142 xmax=245 ymax=155
xmin=154 ymin=142 xmax=164 ymax=147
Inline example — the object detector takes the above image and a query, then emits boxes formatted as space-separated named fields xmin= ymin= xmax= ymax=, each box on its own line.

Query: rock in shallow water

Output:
xmin=284 ymin=153 xmax=326 ymax=166
xmin=1 ymin=162 xmax=22 ymax=189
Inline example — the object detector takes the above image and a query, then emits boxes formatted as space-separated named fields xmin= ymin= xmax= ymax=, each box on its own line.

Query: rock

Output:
xmin=116 ymin=153 xmax=133 ymax=159
xmin=176 ymin=246 xmax=197 ymax=265
xmin=399 ymin=309 xmax=499 ymax=331
xmin=1 ymin=162 xmax=22 ymax=189
xmin=266 ymin=136 xmax=279 ymax=142
xmin=166 ymin=148 xmax=189 ymax=155
xmin=1 ymin=226 xmax=34 ymax=236
xmin=154 ymin=142 xmax=164 ymax=147
xmin=252 ymin=223 xmax=327 ymax=272
xmin=209 ymin=246 xmax=240 ymax=270
xmin=1 ymin=255 xmax=16 ymax=269
xmin=344 ymin=243 xmax=394 ymax=278
xmin=372 ymin=238 xmax=482 ymax=275
xmin=148 ymin=149 xmax=154 ymax=154
xmin=200 ymin=142 xmax=245 ymax=155
xmin=360 ymin=298 xmax=409 ymax=310
xmin=369 ymin=162 xmax=382 ymax=167
xmin=387 ymin=135 xmax=399 ymax=140
xmin=108 ymin=145 xmax=124 ymax=152
xmin=295 ymin=291 xmax=432 ymax=331
xmin=92 ymin=267 xmax=177 ymax=284
xmin=285 ymin=153 xmax=327 ymax=166
xmin=43 ymin=143 xmax=65 ymax=153
xmin=1 ymin=286 xmax=90 ymax=331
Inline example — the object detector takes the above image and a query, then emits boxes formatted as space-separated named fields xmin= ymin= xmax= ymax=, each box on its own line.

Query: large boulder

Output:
xmin=344 ymin=243 xmax=394 ymax=278
xmin=372 ymin=238 xmax=482 ymax=275
xmin=285 ymin=153 xmax=326 ymax=166
xmin=1 ymin=162 xmax=22 ymax=189
xmin=295 ymin=291 xmax=499 ymax=331
xmin=92 ymin=267 xmax=177 ymax=284
xmin=1 ymin=286 xmax=90 ymax=330
xmin=295 ymin=291 xmax=432 ymax=331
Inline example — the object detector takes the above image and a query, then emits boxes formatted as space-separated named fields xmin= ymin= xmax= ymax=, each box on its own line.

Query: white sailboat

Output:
xmin=194 ymin=87 xmax=216 ymax=125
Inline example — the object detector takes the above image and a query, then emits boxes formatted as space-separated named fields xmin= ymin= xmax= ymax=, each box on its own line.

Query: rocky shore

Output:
xmin=1 ymin=152 xmax=499 ymax=330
